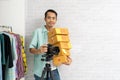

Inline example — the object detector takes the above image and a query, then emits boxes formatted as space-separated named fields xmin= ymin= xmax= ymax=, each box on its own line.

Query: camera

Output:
xmin=41 ymin=44 xmax=60 ymax=61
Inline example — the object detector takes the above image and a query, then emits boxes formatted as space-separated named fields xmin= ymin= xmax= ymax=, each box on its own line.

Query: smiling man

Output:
xmin=29 ymin=9 xmax=72 ymax=80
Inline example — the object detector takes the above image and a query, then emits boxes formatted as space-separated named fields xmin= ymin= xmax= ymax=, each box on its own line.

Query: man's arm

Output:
xmin=29 ymin=45 xmax=48 ymax=54
xmin=29 ymin=48 xmax=41 ymax=54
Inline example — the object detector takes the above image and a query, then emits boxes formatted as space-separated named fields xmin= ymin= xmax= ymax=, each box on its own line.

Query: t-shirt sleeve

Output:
xmin=29 ymin=30 xmax=38 ymax=49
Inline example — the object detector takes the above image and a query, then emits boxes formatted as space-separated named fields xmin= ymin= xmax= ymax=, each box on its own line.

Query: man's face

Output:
xmin=45 ymin=12 xmax=57 ymax=27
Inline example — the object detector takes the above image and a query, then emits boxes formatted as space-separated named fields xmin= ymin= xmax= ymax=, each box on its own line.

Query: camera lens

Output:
xmin=51 ymin=46 xmax=60 ymax=55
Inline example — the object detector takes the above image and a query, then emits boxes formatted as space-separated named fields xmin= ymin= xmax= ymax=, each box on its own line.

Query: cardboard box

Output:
xmin=53 ymin=55 xmax=68 ymax=66
xmin=48 ymin=35 xmax=69 ymax=44
xmin=48 ymin=28 xmax=69 ymax=38
xmin=54 ymin=42 xmax=72 ymax=49
xmin=58 ymin=49 xmax=70 ymax=56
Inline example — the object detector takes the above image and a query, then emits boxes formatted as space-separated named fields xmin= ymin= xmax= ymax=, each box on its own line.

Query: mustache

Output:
xmin=49 ymin=22 xmax=55 ymax=24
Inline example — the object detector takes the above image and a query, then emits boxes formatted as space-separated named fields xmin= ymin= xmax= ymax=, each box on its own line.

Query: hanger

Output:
xmin=0 ymin=26 xmax=12 ymax=32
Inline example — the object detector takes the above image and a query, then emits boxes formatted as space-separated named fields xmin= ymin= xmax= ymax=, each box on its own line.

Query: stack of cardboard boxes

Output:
xmin=48 ymin=28 xmax=72 ymax=66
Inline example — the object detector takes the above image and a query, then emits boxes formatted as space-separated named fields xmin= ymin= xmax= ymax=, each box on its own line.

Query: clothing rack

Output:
xmin=0 ymin=26 xmax=12 ymax=32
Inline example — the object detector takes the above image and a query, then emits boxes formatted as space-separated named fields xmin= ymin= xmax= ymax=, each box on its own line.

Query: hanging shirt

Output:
xmin=1 ymin=33 xmax=13 ymax=80
xmin=15 ymin=34 xmax=24 ymax=80
xmin=20 ymin=36 xmax=27 ymax=73
xmin=0 ymin=34 xmax=5 ymax=65
xmin=5 ymin=33 xmax=17 ymax=80
xmin=0 ymin=41 xmax=2 ymax=80
xmin=0 ymin=34 xmax=5 ymax=80
xmin=2 ymin=33 xmax=13 ymax=68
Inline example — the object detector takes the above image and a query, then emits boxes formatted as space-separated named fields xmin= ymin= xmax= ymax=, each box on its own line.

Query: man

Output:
xmin=29 ymin=9 xmax=72 ymax=80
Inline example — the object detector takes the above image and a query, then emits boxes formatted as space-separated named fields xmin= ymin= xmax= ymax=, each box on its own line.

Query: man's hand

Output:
xmin=38 ymin=44 xmax=48 ymax=53
xmin=63 ymin=56 xmax=72 ymax=65
xmin=29 ymin=44 xmax=48 ymax=54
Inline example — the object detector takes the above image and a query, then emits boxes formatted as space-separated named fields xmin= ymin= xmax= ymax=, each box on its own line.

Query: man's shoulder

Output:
xmin=34 ymin=28 xmax=41 ymax=32
xmin=34 ymin=26 xmax=44 ymax=32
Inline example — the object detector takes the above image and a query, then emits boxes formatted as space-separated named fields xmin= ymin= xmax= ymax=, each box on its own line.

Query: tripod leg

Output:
xmin=49 ymin=70 xmax=55 ymax=80
xmin=41 ymin=63 xmax=56 ymax=80
xmin=45 ymin=70 xmax=54 ymax=80
xmin=46 ymin=71 xmax=49 ymax=80
xmin=40 ymin=67 xmax=47 ymax=80
xmin=45 ymin=66 xmax=54 ymax=80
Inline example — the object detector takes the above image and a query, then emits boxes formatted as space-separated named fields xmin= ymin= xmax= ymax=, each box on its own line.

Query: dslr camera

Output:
xmin=41 ymin=44 xmax=60 ymax=61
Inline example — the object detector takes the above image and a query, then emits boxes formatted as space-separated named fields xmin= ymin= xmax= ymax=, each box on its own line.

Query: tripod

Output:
xmin=40 ymin=62 xmax=55 ymax=80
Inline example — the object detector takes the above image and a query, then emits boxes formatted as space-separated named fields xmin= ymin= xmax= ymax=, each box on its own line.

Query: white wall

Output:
xmin=25 ymin=0 xmax=120 ymax=80
xmin=0 ymin=0 xmax=25 ymax=80
xmin=0 ymin=0 xmax=25 ymax=36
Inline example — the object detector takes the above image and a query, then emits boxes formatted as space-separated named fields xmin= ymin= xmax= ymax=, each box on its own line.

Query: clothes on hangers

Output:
xmin=0 ymin=31 xmax=27 ymax=80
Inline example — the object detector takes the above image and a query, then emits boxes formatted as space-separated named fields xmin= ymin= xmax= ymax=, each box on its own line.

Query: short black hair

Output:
xmin=45 ymin=9 xmax=57 ymax=18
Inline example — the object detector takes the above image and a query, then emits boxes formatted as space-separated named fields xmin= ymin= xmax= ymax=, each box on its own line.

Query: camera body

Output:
xmin=42 ymin=44 xmax=60 ymax=61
